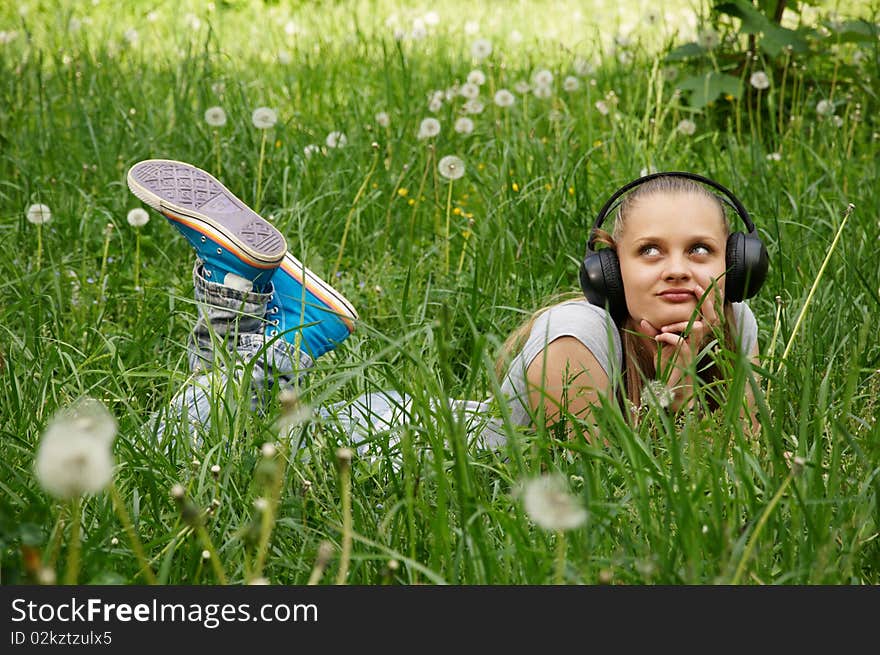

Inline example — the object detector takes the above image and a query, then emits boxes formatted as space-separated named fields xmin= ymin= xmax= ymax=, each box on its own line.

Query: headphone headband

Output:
xmin=587 ymin=171 xmax=757 ymax=252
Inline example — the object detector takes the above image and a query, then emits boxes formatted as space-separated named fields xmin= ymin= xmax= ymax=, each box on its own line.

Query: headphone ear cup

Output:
xmin=725 ymin=232 xmax=769 ymax=302
xmin=580 ymin=249 xmax=627 ymax=322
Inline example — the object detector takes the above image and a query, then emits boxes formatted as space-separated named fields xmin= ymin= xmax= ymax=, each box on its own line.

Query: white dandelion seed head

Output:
xmin=146 ymin=11 xmax=159 ymax=23
xmin=532 ymin=85 xmax=552 ymax=99
xmin=126 ymin=208 xmax=149 ymax=227
xmin=261 ymin=442 xmax=277 ymax=458
xmin=251 ymin=106 xmax=277 ymax=129
xmin=284 ymin=21 xmax=299 ymax=36
xmin=509 ymin=29 xmax=523 ymax=44
xmin=454 ymin=117 xmax=474 ymax=135
xmin=375 ymin=111 xmax=390 ymax=127
xmin=563 ymin=75 xmax=580 ymax=92
xmin=816 ymin=99 xmax=835 ymax=116
xmin=201 ymin=549 xmax=211 ymax=560
xmin=26 ymin=203 xmax=52 ymax=225
xmin=462 ymin=99 xmax=484 ymax=115
xmin=471 ymin=38 xmax=492 ymax=61
xmin=467 ymin=69 xmax=486 ymax=86
xmin=69 ymin=17 xmax=82 ymax=32
xmin=459 ymin=82 xmax=480 ymax=100
xmin=0 ymin=30 xmax=20 ymax=45
xmin=696 ymin=27 xmax=720 ymax=49
xmin=325 ymin=131 xmax=347 ymax=148
xmin=573 ymin=58 xmax=593 ymax=77
xmin=171 ymin=484 xmax=185 ymax=499
xmin=595 ymin=100 xmax=610 ymax=115
xmin=204 ymin=106 xmax=227 ymax=127
xmin=34 ymin=398 xmax=117 ymax=500
xmin=428 ymin=96 xmax=443 ymax=113
xmin=520 ymin=474 xmax=587 ymax=532
xmin=513 ymin=80 xmax=530 ymax=94
xmin=677 ymin=118 xmax=697 ymax=135
xmin=423 ymin=11 xmax=440 ymax=26
xmin=532 ymin=69 xmax=553 ymax=87
xmin=185 ymin=13 xmax=201 ymax=30
xmin=123 ymin=28 xmax=139 ymax=46
xmin=417 ymin=117 xmax=441 ymax=139
xmin=254 ymin=497 xmax=269 ymax=512
xmin=831 ymin=115 xmax=844 ymax=127
xmin=410 ymin=22 xmax=427 ymax=40
xmin=464 ymin=21 xmax=480 ymax=36
xmin=750 ymin=71 xmax=770 ymax=90
xmin=277 ymin=49 xmax=292 ymax=65
xmin=493 ymin=89 xmax=515 ymax=108
xmin=303 ymin=144 xmax=321 ymax=159
xmin=641 ymin=380 xmax=674 ymax=410
xmin=766 ymin=152 xmax=782 ymax=161
xmin=211 ymin=81 xmax=225 ymax=96
xmin=445 ymin=85 xmax=459 ymax=101
xmin=438 ymin=155 xmax=465 ymax=181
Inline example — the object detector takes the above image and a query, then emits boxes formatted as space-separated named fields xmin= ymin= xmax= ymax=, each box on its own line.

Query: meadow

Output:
xmin=1 ymin=0 xmax=878 ymax=585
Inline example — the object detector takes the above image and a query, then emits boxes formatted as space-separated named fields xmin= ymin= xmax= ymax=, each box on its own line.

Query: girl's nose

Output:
xmin=663 ymin=254 xmax=691 ymax=281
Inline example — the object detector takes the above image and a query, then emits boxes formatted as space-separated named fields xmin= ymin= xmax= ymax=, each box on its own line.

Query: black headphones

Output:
xmin=579 ymin=171 xmax=769 ymax=323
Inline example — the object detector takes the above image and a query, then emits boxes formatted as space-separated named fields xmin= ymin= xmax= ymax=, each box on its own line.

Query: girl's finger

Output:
xmin=639 ymin=319 xmax=661 ymax=337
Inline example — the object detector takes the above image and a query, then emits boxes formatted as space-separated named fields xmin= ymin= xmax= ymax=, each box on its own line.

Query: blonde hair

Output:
xmin=496 ymin=174 xmax=739 ymax=421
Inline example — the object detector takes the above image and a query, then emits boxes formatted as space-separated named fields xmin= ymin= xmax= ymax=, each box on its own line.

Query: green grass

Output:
xmin=1 ymin=0 xmax=878 ymax=585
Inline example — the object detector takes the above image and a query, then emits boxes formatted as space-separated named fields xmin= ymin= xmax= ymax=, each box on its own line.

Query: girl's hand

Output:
xmin=640 ymin=278 xmax=722 ymax=410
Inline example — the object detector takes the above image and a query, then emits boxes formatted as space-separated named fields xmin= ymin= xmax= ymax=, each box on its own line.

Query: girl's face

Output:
xmin=617 ymin=191 xmax=727 ymax=330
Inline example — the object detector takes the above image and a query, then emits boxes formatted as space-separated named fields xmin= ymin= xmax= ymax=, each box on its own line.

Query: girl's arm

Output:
xmin=525 ymin=336 xmax=610 ymax=437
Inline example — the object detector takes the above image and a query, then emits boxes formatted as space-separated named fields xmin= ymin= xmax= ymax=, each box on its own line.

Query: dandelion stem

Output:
xmin=335 ymin=456 xmax=353 ymax=585
xmin=133 ymin=230 xmax=141 ymax=292
xmin=196 ymin=525 xmax=228 ymax=585
xmin=731 ymin=473 xmax=793 ymax=584
xmin=252 ymin=445 xmax=289 ymax=581
xmin=35 ymin=224 xmax=43 ymax=271
xmin=110 ymin=483 xmax=157 ymax=584
xmin=444 ymin=179 xmax=454 ymax=275
xmin=554 ymin=530 xmax=566 ymax=584
xmin=775 ymin=203 xmax=853 ymax=374
xmin=333 ymin=146 xmax=379 ymax=278
xmin=63 ymin=497 xmax=82 ymax=585
xmin=255 ymin=130 xmax=267 ymax=214
xmin=213 ymin=129 xmax=222 ymax=180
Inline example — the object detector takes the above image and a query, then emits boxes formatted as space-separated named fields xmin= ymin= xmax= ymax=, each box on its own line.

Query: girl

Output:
xmin=498 ymin=172 xmax=766 ymax=437
xmin=128 ymin=162 xmax=765 ymax=451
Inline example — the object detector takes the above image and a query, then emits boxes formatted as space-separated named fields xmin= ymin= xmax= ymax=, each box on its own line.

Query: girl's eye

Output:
xmin=690 ymin=244 xmax=711 ymax=256
xmin=639 ymin=245 xmax=660 ymax=257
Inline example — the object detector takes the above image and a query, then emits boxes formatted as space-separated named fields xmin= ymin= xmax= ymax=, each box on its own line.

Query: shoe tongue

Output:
xmin=223 ymin=272 xmax=254 ymax=293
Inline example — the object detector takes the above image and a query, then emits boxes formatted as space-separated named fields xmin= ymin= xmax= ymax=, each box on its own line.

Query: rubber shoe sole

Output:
xmin=127 ymin=159 xmax=287 ymax=286
xmin=267 ymin=253 xmax=358 ymax=358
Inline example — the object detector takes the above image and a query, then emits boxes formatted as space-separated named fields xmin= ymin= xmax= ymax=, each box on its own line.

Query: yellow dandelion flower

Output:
xmin=453 ymin=207 xmax=462 ymax=215
xmin=725 ymin=94 xmax=734 ymax=101
xmin=568 ymin=186 xmax=575 ymax=195
xmin=465 ymin=212 xmax=473 ymax=218
xmin=544 ymin=183 xmax=553 ymax=191
xmin=593 ymin=140 xmax=602 ymax=148
xmin=275 ymin=139 xmax=282 ymax=148
xmin=398 ymin=188 xmax=408 ymax=197
xmin=372 ymin=182 xmax=378 ymax=189
xmin=477 ymin=163 xmax=485 ymax=171
xmin=407 ymin=198 xmax=415 ymax=206
xmin=512 ymin=183 xmax=519 ymax=192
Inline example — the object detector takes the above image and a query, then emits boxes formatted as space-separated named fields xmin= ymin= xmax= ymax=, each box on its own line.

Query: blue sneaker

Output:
xmin=127 ymin=159 xmax=287 ymax=289
xmin=266 ymin=253 xmax=358 ymax=358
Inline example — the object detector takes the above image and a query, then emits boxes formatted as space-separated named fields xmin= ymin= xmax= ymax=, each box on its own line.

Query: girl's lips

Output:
xmin=657 ymin=289 xmax=695 ymax=303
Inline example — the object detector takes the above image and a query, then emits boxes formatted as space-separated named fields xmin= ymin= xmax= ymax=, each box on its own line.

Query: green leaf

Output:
xmin=832 ymin=20 xmax=879 ymax=43
xmin=760 ymin=25 xmax=810 ymax=56
xmin=715 ymin=0 xmax=773 ymax=35
xmin=665 ymin=42 xmax=707 ymax=62
xmin=677 ymin=72 xmax=743 ymax=108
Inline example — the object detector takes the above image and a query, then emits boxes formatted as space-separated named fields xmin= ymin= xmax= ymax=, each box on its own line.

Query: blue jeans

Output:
xmin=155 ymin=262 xmax=508 ymax=454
